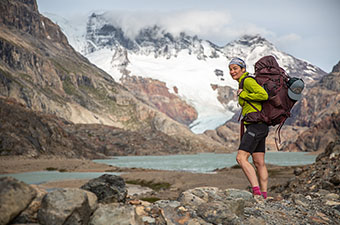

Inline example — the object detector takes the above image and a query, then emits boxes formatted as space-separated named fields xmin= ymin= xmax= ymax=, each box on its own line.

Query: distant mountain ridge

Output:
xmin=223 ymin=35 xmax=326 ymax=81
xmin=82 ymin=13 xmax=325 ymax=79
xmin=85 ymin=13 xmax=221 ymax=60
xmin=50 ymin=12 xmax=326 ymax=133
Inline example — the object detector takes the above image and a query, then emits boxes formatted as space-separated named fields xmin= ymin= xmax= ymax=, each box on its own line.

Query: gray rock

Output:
xmin=0 ymin=177 xmax=37 ymax=225
xmin=81 ymin=174 xmax=127 ymax=204
xmin=11 ymin=185 xmax=47 ymax=224
xmin=82 ymin=190 xmax=98 ymax=212
xmin=155 ymin=200 xmax=211 ymax=225
xmin=89 ymin=203 xmax=141 ymax=225
xmin=224 ymin=188 xmax=253 ymax=201
xmin=178 ymin=187 xmax=246 ymax=224
xmin=197 ymin=201 xmax=241 ymax=225
xmin=37 ymin=188 xmax=93 ymax=225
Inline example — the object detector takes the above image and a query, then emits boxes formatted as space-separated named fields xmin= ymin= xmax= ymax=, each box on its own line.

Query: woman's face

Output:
xmin=229 ymin=64 xmax=246 ymax=80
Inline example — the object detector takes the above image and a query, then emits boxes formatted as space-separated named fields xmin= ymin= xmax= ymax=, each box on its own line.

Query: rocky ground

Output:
xmin=1 ymin=162 xmax=339 ymax=225
xmin=0 ymin=138 xmax=339 ymax=224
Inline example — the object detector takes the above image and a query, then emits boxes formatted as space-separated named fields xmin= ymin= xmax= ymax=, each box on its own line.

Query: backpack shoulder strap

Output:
xmin=239 ymin=75 xmax=260 ymax=112
xmin=239 ymin=75 xmax=255 ymax=89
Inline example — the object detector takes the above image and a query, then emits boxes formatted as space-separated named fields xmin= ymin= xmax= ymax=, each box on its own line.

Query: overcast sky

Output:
xmin=37 ymin=0 xmax=340 ymax=72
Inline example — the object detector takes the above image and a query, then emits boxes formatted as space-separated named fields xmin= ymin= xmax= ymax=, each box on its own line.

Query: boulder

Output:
xmin=0 ymin=177 xmax=37 ymax=225
xmin=154 ymin=200 xmax=211 ymax=225
xmin=81 ymin=174 xmax=127 ymax=203
xmin=89 ymin=203 xmax=140 ymax=225
xmin=178 ymin=187 xmax=250 ymax=224
xmin=11 ymin=185 xmax=47 ymax=224
xmin=37 ymin=188 xmax=95 ymax=225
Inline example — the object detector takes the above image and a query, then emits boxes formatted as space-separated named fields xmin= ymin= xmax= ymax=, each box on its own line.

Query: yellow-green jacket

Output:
xmin=238 ymin=72 xmax=268 ymax=119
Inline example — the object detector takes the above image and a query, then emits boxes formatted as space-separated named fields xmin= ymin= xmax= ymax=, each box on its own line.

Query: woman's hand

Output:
xmin=237 ymin=89 xmax=243 ymax=96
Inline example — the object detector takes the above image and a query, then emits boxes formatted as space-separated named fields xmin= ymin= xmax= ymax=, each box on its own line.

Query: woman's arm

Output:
xmin=239 ymin=77 xmax=268 ymax=101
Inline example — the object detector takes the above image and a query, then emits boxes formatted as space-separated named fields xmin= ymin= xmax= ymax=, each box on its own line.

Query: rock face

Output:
xmin=281 ymin=61 xmax=340 ymax=152
xmin=292 ymin=60 xmax=340 ymax=127
xmin=0 ymin=177 xmax=37 ymax=225
xmin=211 ymin=84 xmax=239 ymax=113
xmin=0 ymin=97 xmax=99 ymax=158
xmin=0 ymin=0 xmax=230 ymax=156
xmin=0 ymin=0 xmax=147 ymax=129
xmin=0 ymin=97 xmax=214 ymax=157
xmin=120 ymin=75 xmax=197 ymax=126
xmin=81 ymin=174 xmax=128 ymax=204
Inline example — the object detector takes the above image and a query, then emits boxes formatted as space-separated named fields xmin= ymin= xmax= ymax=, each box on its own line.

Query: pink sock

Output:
xmin=262 ymin=192 xmax=267 ymax=199
xmin=252 ymin=186 xmax=261 ymax=195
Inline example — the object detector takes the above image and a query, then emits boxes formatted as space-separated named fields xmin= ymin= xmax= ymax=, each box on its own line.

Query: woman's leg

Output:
xmin=252 ymin=152 xmax=268 ymax=193
xmin=236 ymin=150 xmax=259 ymax=188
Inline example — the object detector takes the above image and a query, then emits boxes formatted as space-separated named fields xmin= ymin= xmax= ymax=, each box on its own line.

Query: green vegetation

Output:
xmin=19 ymin=73 xmax=33 ymax=82
xmin=0 ymin=68 xmax=23 ymax=88
xmin=62 ymin=76 xmax=77 ymax=95
xmin=45 ymin=167 xmax=58 ymax=171
xmin=51 ymin=59 xmax=70 ymax=74
xmin=126 ymin=179 xmax=171 ymax=191
xmin=140 ymin=197 xmax=161 ymax=203
xmin=45 ymin=167 xmax=67 ymax=172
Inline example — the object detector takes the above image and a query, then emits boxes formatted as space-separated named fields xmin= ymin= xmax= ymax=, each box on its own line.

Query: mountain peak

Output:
xmin=237 ymin=34 xmax=270 ymax=46
xmin=84 ymin=13 xmax=216 ymax=60
xmin=225 ymin=34 xmax=272 ymax=50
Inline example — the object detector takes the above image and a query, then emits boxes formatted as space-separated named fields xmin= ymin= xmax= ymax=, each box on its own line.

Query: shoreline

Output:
xmin=0 ymin=156 xmax=304 ymax=200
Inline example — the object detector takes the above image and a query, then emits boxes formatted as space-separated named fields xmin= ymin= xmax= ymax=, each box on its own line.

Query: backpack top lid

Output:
xmin=255 ymin=55 xmax=284 ymax=76
xmin=287 ymin=78 xmax=304 ymax=101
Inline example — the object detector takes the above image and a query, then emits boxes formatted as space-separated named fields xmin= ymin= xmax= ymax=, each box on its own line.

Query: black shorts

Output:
xmin=238 ymin=123 xmax=269 ymax=154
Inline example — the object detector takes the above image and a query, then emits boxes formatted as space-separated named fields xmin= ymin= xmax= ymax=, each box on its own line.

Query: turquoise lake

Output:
xmin=1 ymin=152 xmax=317 ymax=185
xmin=94 ymin=152 xmax=317 ymax=173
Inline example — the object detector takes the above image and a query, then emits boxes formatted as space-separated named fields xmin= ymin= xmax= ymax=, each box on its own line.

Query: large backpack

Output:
xmin=239 ymin=55 xmax=303 ymax=150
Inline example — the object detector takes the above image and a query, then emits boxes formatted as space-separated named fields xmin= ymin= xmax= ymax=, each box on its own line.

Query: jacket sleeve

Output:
xmin=239 ymin=77 xmax=268 ymax=101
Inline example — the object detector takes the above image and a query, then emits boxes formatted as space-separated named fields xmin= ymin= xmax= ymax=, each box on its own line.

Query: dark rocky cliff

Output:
xmin=282 ymin=61 xmax=340 ymax=152
xmin=0 ymin=0 xmax=229 ymax=157
xmin=0 ymin=97 xmax=199 ymax=157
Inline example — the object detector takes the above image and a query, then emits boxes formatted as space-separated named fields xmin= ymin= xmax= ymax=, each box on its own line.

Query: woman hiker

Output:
xmin=228 ymin=57 xmax=269 ymax=200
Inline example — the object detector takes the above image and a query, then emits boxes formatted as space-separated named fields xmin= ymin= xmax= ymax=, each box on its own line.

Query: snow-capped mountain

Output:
xmin=46 ymin=12 xmax=326 ymax=133
xmin=85 ymin=13 xmax=222 ymax=60
xmin=223 ymin=35 xmax=325 ymax=82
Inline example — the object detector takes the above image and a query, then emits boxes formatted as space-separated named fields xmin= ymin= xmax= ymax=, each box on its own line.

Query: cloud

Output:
xmin=101 ymin=9 xmax=277 ymax=46
xmin=270 ymin=33 xmax=303 ymax=53
xmin=102 ymin=10 xmax=232 ymax=40
xmin=159 ymin=10 xmax=232 ymax=37
xmin=276 ymin=33 xmax=302 ymax=44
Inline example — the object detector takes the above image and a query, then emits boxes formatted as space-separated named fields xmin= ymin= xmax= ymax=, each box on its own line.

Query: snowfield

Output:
xmin=87 ymin=48 xmax=237 ymax=133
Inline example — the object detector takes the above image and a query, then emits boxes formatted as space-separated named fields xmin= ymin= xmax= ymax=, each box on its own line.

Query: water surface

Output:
xmin=95 ymin=152 xmax=317 ymax=173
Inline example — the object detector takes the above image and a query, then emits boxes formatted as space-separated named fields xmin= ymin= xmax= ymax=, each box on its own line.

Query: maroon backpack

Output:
xmin=239 ymin=55 xmax=302 ymax=150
